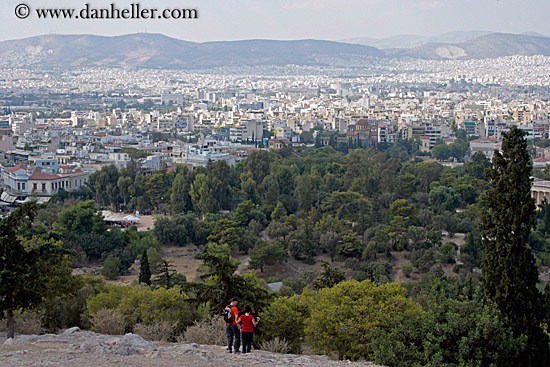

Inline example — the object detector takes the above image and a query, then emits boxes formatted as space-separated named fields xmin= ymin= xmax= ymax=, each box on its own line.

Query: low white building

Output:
xmin=469 ymin=138 xmax=501 ymax=160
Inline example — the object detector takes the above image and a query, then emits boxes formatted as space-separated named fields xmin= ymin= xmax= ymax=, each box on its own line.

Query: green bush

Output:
xmin=411 ymin=248 xmax=436 ymax=273
xmin=101 ymin=255 xmax=121 ymax=279
xmin=282 ymin=271 xmax=316 ymax=294
xmin=87 ymin=285 xmax=196 ymax=333
xmin=536 ymin=252 xmax=550 ymax=267
xmin=41 ymin=274 xmax=108 ymax=332
xmin=304 ymin=280 xmax=420 ymax=360
xmin=437 ymin=242 xmax=457 ymax=264
xmin=259 ymin=295 xmax=310 ymax=354
xmin=372 ymin=298 xmax=525 ymax=367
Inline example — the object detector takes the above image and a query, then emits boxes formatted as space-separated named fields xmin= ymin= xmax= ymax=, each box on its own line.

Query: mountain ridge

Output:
xmin=2 ymin=32 xmax=550 ymax=69
xmin=340 ymin=31 xmax=496 ymax=49
xmin=386 ymin=32 xmax=550 ymax=59
xmin=0 ymin=33 xmax=383 ymax=69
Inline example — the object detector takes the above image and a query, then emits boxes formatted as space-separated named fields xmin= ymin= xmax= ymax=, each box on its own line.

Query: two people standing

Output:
xmin=225 ymin=297 xmax=259 ymax=354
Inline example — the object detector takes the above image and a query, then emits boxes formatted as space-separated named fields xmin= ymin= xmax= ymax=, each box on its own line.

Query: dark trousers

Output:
xmin=242 ymin=331 xmax=253 ymax=353
xmin=226 ymin=324 xmax=240 ymax=351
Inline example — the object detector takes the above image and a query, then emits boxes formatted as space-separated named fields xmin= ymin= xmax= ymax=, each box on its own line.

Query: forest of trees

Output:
xmin=67 ymin=138 xmax=507 ymax=276
xmin=2 ymin=127 xmax=550 ymax=366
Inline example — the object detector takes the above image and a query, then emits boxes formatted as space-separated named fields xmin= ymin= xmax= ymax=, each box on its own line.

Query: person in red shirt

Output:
xmin=240 ymin=305 xmax=259 ymax=353
xmin=226 ymin=297 xmax=241 ymax=353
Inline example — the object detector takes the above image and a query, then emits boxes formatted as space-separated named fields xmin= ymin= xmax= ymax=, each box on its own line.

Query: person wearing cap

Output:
xmin=226 ymin=297 xmax=241 ymax=353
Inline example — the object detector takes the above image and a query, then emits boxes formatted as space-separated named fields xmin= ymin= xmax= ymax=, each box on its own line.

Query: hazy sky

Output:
xmin=1 ymin=0 xmax=549 ymax=42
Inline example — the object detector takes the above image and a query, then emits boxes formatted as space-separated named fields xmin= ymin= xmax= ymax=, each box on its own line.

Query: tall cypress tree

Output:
xmin=480 ymin=126 xmax=550 ymax=365
xmin=138 ymin=249 xmax=151 ymax=286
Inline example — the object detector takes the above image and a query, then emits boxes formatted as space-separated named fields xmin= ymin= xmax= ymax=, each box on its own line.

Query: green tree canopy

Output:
xmin=248 ymin=240 xmax=287 ymax=272
xmin=312 ymin=263 xmax=345 ymax=289
xmin=52 ymin=200 xmax=105 ymax=238
xmin=190 ymin=173 xmax=216 ymax=216
xmin=372 ymin=297 xmax=524 ymax=367
xmin=0 ymin=203 xmax=72 ymax=338
xmin=431 ymin=144 xmax=451 ymax=161
xmin=187 ymin=251 xmax=273 ymax=314
xmin=170 ymin=171 xmax=191 ymax=214
xmin=464 ymin=151 xmax=490 ymax=179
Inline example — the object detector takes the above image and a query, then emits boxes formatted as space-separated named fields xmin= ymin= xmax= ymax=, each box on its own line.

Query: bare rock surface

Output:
xmin=0 ymin=328 xmax=382 ymax=367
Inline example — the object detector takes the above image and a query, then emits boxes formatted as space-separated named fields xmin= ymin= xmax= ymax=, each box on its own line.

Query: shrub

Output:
xmin=411 ymin=248 xmax=436 ymax=273
xmin=91 ymin=309 xmax=125 ymax=335
xmin=259 ymin=337 xmax=291 ymax=354
xmin=15 ymin=311 xmax=45 ymax=335
xmin=101 ymin=254 xmax=121 ymax=279
xmin=402 ymin=263 xmax=413 ymax=278
xmin=153 ymin=216 xmax=187 ymax=246
xmin=372 ymin=298 xmax=525 ymax=367
xmin=41 ymin=274 xmax=108 ymax=332
xmin=87 ymin=285 xmax=196 ymax=333
xmin=178 ymin=316 xmax=226 ymax=346
xmin=437 ymin=242 xmax=457 ymax=264
xmin=277 ymin=285 xmax=294 ymax=297
xmin=357 ymin=263 xmax=392 ymax=284
xmin=282 ymin=270 xmax=316 ymax=294
xmin=134 ymin=321 xmax=175 ymax=341
xmin=304 ymin=280 xmax=421 ymax=361
xmin=259 ymin=295 xmax=310 ymax=354
xmin=536 ymin=252 xmax=550 ymax=267
xmin=0 ymin=310 xmax=44 ymax=335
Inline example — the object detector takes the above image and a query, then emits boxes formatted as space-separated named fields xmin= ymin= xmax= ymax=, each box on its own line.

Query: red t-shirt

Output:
xmin=226 ymin=306 xmax=239 ymax=325
xmin=240 ymin=314 xmax=255 ymax=332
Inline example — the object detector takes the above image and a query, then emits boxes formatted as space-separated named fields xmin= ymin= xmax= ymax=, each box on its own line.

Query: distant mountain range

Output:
xmin=385 ymin=33 xmax=550 ymax=59
xmin=1 ymin=32 xmax=550 ymax=70
xmin=341 ymin=31 xmax=497 ymax=49
xmin=0 ymin=33 xmax=382 ymax=69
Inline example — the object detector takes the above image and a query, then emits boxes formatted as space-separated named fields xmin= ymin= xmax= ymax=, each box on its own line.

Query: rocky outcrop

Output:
xmin=1 ymin=328 xmax=381 ymax=366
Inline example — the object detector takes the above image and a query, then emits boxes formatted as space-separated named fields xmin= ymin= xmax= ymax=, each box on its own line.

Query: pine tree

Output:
xmin=270 ymin=201 xmax=287 ymax=222
xmin=153 ymin=260 xmax=176 ymax=288
xmin=480 ymin=126 xmax=550 ymax=365
xmin=138 ymin=249 xmax=151 ymax=286
xmin=248 ymin=240 xmax=287 ymax=272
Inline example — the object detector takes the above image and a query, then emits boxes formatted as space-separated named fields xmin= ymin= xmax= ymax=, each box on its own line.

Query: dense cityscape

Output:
xmin=2 ymin=55 xmax=550 ymax=205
